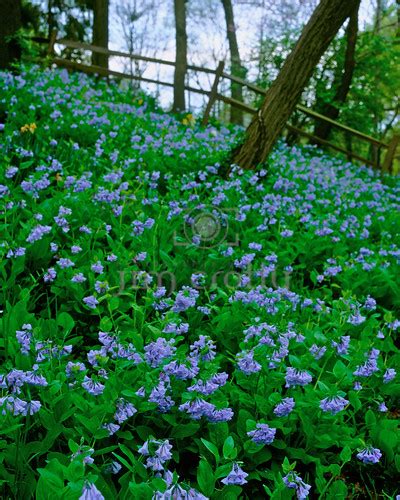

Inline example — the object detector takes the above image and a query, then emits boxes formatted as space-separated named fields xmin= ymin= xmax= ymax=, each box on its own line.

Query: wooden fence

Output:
xmin=33 ymin=33 xmax=399 ymax=173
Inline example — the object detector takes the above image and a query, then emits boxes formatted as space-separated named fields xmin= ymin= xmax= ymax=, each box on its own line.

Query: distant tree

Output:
xmin=92 ymin=0 xmax=109 ymax=68
xmin=173 ymin=0 xmax=187 ymax=113
xmin=221 ymin=0 xmax=245 ymax=125
xmin=0 ymin=0 xmax=22 ymax=69
xmin=313 ymin=0 xmax=361 ymax=140
xmin=115 ymin=0 xmax=160 ymax=87
xmin=397 ymin=0 xmax=400 ymax=36
xmin=232 ymin=0 xmax=360 ymax=169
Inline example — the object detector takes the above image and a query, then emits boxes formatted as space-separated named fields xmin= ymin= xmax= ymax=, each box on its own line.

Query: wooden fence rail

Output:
xmin=31 ymin=33 xmax=399 ymax=173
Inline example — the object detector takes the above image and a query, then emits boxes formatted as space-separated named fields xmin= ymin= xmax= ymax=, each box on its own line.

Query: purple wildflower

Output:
xmin=237 ymin=350 xmax=262 ymax=375
xmin=91 ymin=262 xmax=104 ymax=274
xmin=247 ymin=423 xmax=276 ymax=445
xmin=356 ymin=446 xmax=382 ymax=464
xmin=82 ymin=376 xmax=105 ymax=396
xmin=383 ymin=368 xmax=396 ymax=383
xmin=319 ymin=395 xmax=349 ymax=415
xmin=274 ymin=397 xmax=295 ymax=417
xmin=283 ymin=472 xmax=311 ymax=499
xmin=285 ymin=368 xmax=312 ymax=388
xmin=221 ymin=463 xmax=248 ymax=486
xmin=79 ymin=482 xmax=104 ymax=500
xmin=83 ymin=296 xmax=99 ymax=309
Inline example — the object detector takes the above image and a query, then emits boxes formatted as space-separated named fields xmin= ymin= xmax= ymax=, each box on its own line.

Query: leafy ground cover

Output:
xmin=0 ymin=66 xmax=399 ymax=499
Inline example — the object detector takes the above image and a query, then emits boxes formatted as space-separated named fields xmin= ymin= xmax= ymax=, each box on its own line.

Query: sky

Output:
xmin=105 ymin=0 xmax=380 ymax=112
xmin=46 ymin=0 xmax=382 ymax=112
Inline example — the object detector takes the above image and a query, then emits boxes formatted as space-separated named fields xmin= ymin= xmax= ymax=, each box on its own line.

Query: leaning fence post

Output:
xmin=382 ymin=134 xmax=400 ymax=173
xmin=47 ymin=29 xmax=58 ymax=59
xmin=202 ymin=61 xmax=225 ymax=126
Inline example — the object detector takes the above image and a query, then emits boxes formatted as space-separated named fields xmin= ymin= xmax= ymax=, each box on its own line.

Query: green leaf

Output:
xmin=172 ymin=423 xmax=200 ymax=439
xmin=201 ymin=438 xmax=220 ymax=463
xmin=128 ymin=482 xmax=153 ymax=499
xmin=333 ymin=360 xmax=347 ymax=379
xmin=327 ymin=480 xmax=347 ymax=498
xmin=365 ymin=409 xmax=376 ymax=428
xmin=57 ymin=312 xmax=75 ymax=334
xmin=197 ymin=459 xmax=215 ymax=496
xmin=223 ymin=436 xmax=236 ymax=460
xmin=339 ymin=446 xmax=352 ymax=463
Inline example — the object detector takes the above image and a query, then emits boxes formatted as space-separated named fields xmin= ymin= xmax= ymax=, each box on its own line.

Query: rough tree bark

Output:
xmin=173 ymin=0 xmax=187 ymax=113
xmin=232 ymin=0 xmax=360 ymax=170
xmin=47 ymin=0 xmax=55 ymax=39
xmin=221 ymin=0 xmax=244 ymax=125
xmin=0 ymin=0 xmax=22 ymax=69
xmin=92 ymin=0 xmax=109 ymax=69
xmin=313 ymin=0 xmax=360 ymax=140
xmin=374 ymin=0 xmax=383 ymax=32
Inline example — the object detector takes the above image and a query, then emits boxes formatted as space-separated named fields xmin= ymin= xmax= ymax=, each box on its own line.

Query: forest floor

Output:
xmin=0 ymin=65 xmax=399 ymax=499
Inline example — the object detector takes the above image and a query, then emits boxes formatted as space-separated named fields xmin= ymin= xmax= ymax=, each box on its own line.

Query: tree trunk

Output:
xmin=374 ymin=0 xmax=382 ymax=32
xmin=221 ymin=0 xmax=244 ymax=125
xmin=0 ymin=0 xmax=22 ymax=69
xmin=173 ymin=0 xmax=187 ymax=113
xmin=47 ymin=0 xmax=55 ymax=39
xmin=232 ymin=0 xmax=359 ymax=170
xmin=313 ymin=0 xmax=360 ymax=140
xmin=92 ymin=0 xmax=109 ymax=69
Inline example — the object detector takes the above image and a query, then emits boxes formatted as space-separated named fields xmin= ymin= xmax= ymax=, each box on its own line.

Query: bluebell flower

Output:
xmin=319 ymin=395 xmax=349 ymax=415
xmin=190 ymin=335 xmax=216 ymax=361
xmin=91 ymin=262 xmax=104 ymax=274
xmin=309 ymin=344 xmax=326 ymax=360
xmin=274 ymin=397 xmax=295 ymax=417
xmin=72 ymin=273 xmax=87 ymax=283
xmin=221 ymin=463 xmax=248 ymax=485
xmin=383 ymin=368 xmax=396 ymax=383
xmin=283 ymin=471 xmax=311 ymax=499
xmin=102 ymin=422 xmax=120 ymax=436
xmin=237 ymin=350 xmax=262 ymax=375
xmin=155 ymin=440 xmax=173 ymax=461
xmin=332 ymin=336 xmax=350 ymax=356
xmin=207 ymin=407 xmax=234 ymax=423
xmin=94 ymin=281 xmax=109 ymax=294
xmin=247 ymin=423 xmax=276 ymax=445
xmin=353 ymin=349 xmax=380 ymax=377
xmin=79 ymin=481 xmax=104 ymax=500
xmin=364 ymin=296 xmax=377 ymax=310
xmin=172 ymin=286 xmax=199 ymax=312
xmin=114 ymin=399 xmax=137 ymax=424
xmin=44 ymin=268 xmax=57 ymax=282
xmin=149 ymin=380 xmax=174 ymax=412
xmin=378 ymin=402 xmax=388 ymax=412
xmin=16 ymin=324 xmax=32 ymax=355
xmin=66 ymin=361 xmax=86 ymax=378
xmin=285 ymin=368 xmax=312 ymax=388
xmin=357 ymin=446 xmax=382 ymax=464
xmin=83 ymin=296 xmax=99 ymax=309
xmin=347 ymin=311 xmax=366 ymax=325
xmin=144 ymin=338 xmax=176 ymax=367
xmin=145 ymin=456 xmax=164 ymax=471
xmin=82 ymin=376 xmax=105 ymax=396
xmin=57 ymin=258 xmax=75 ymax=269
xmin=26 ymin=224 xmax=52 ymax=243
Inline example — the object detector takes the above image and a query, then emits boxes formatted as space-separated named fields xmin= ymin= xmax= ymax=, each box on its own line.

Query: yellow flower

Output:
xmin=20 ymin=123 xmax=37 ymax=134
xmin=137 ymin=98 xmax=143 ymax=105
xmin=182 ymin=114 xmax=195 ymax=126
